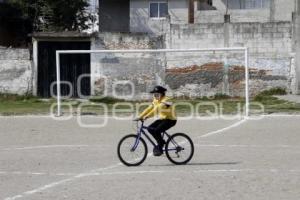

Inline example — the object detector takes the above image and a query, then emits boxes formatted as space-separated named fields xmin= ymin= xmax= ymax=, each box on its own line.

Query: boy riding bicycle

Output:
xmin=135 ymin=85 xmax=177 ymax=156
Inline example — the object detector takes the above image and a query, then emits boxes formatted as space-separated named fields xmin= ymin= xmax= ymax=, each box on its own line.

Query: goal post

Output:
xmin=55 ymin=47 xmax=249 ymax=117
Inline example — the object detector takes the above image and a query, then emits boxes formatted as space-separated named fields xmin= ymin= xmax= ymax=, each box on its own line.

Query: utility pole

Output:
xmin=295 ymin=0 xmax=300 ymax=94
xmin=188 ymin=0 xmax=194 ymax=24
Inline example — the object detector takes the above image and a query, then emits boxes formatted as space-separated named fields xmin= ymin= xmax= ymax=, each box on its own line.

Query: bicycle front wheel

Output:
xmin=117 ymin=134 xmax=148 ymax=166
xmin=165 ymin=133 xmax=194 ymax=165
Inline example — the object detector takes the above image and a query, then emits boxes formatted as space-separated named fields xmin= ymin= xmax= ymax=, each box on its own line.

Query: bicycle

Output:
xmin=117 ymin=119 xmax=194 ymax=166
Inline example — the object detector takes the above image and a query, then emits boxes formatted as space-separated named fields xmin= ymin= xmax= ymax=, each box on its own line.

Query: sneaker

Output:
xmin=153 ymin=145 xmax=163 ymax=156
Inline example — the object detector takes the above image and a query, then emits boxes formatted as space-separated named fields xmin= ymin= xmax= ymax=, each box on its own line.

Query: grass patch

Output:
xmin=0 ymin=93 xmax=55 ymax=115
xmin=253 ymin=87 xmax=288 ymax=106
xmin=0 ymin=90 xmax=300 ymax=116
xmin=0 ymin=93 xmax=40 ymax=102
xmin=172 ymin=98 xmax=245 ymax=116
xmin=254 ymin=87 xmax=287 ymax=102
xmin=251 ymin=87 xmax=300 ymax=114
xmin=0 ymin=99 xmax=50 ymax=116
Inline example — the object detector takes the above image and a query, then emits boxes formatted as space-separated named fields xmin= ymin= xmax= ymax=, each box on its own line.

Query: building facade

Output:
xmin=95 ymin=0 xmax=299 ymax=97
xmin=1 ymin=0 xmax=299 ymax=98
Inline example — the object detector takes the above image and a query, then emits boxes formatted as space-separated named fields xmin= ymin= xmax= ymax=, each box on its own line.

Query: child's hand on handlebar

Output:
xmin=133 ymin=117 xmax=147 ymax=121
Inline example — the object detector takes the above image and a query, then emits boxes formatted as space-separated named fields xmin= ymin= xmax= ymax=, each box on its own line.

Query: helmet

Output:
xmin=149 ymin=85 xmax=167 ymax=94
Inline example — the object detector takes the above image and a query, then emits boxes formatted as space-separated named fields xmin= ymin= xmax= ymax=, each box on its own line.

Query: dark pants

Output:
xmin=148 ymin=119 xmax=177 ymax=147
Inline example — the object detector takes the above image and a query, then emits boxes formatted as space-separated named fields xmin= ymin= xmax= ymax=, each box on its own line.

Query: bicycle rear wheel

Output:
xmin=165 ymin=133 xmax=194 ymax=165
xmin=117 ymin=134 xmax=148 ymax=166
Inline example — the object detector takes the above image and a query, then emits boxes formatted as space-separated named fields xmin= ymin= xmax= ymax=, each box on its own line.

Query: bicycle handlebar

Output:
xmin=133 ymin=118 xmax=144 ymax=122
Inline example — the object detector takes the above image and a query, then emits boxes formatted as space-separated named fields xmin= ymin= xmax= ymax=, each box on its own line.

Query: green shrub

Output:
xmin=258 ymin=87 xmax=287 ymax=96
xmin=212 ymin=93 xmax=231 ymax=100
xmin=89 ymin=96 xmax=125 ymax=104
xmin=254 ymin=87 xmax=287 ymax=102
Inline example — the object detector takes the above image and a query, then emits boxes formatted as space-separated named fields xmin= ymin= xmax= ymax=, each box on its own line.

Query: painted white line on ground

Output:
xmin=2 ymin=143 xmax=299 ymax=152
xmin=2 ymin=168 xmax=300 ymax=180
xmin=206 ymin=169 xmax=300 ymax=173
xmin=5 ymin=145 xmax=89 ymax=150
xmin=0 ymin=171 xmax=77 ymax=176
xmin=194 ymin=169 xmax=300 ymax=173
xmin=90 ymin=169 xmax=300 ymax=176
xmin=2 ymin=143 xmax=298 ymax=152
xmin=261 ymin=114 xmax=300 ymax=117
xmin=3 ymin=164 xmax=121 ymax=200
xmin=193 ymin=144 xmax=300 ymax=148
xmin=0 ymin=115 xmax=55 ymax=118
xmin=199 ymin=118 xmax=247 ymax=138
xmin=3 ymin=119 xmax=246 ymax=200
xmin=0 ymin=145 xmax=113 ymax=151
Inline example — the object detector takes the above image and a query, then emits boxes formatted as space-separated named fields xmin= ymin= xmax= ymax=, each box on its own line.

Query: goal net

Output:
xmin=54 ymin=48 xmax=249 ymax=117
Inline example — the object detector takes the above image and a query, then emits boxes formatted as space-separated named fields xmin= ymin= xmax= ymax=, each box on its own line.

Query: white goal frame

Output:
xmin=55 ymin=47 xmax=249 ymax=117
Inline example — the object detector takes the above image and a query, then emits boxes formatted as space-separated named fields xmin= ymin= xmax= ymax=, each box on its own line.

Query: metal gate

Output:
xmin=37 ymin=41 xmax=91 ymax=98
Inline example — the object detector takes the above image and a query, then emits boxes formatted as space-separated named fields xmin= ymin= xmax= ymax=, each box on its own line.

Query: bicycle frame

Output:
xmin=132 ymin=120 xmax=179 ymax=152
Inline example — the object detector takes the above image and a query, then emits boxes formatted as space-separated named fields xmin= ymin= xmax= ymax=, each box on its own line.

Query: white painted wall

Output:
xmin=130 ymin=0 xmax=188 ymax=34
xmin=130 ymin=0 xmax=294 ymax=34
xmin=195 ymin=8 xmax=271 ymax=23
xmin=130 ymin=0 xmax=166 ymax=34
xmin=0 ymin=48 xmax=32 ymax=95
xmin=195 ymin=0 xmax=294 ymax=24
xmin=273 ymin=0 xmax=295 ymax=22
xmin=168 ymin=0 xmax=189 ymax=24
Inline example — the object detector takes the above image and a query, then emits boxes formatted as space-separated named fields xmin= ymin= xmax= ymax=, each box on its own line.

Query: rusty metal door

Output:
xmin=37 ymin=41 xmax=90 ymax=98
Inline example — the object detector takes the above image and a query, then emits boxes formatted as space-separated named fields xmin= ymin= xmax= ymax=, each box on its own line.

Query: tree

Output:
xmin=0 ymin=1 xmax=33 ymax=46
xmin=0 ymin=0 xmax=92 ymax=46
xmin=8 ymin=0 xmax=92 ymax=32
xmin=44 ymin=0 xmax=92 ymax=31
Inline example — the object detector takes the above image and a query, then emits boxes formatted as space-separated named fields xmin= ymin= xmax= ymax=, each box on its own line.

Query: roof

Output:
xmin=30 ymin=31 xmax=93 ymax=39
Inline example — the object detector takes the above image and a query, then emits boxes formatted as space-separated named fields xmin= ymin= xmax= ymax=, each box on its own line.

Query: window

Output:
xmin=223 ymin=0 xmax=270 ymax=9
xmin=198 ymin=0 xmax=216 ymax=10
xmin=150 ymin=2 xmax=168 ymax=18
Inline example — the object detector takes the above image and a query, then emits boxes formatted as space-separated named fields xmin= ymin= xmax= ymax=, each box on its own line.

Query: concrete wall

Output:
xmin=129 ymin=0 xmax=294 ymax=33
xmin=89 ymin=20 xmax=294 ymax=98
xmin=91 ymin=32 xmax=165 ymax=99
xmin=0 ymin=48 xmax=32 ymax=95
xmin=195 ymin=0 xmax=294 ymax=24
xmin=169 ymin=0 xmax=189 ymax=24
xmin=169 ymin=22 xmax=292 ymax=57
xmin=294 ymin=1 xmax=300 ymax=94
xmin=164 ymin=21 xmax=294 ymax=97
xmin=272 ymin=0 xmax=295 ymax=22
xmin=195 ymin=9 xmax=271 ymax=23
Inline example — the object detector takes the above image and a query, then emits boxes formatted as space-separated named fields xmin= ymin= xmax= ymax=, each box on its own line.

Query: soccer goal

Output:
xmin=54 ymin=47 xmax=249 ymax=117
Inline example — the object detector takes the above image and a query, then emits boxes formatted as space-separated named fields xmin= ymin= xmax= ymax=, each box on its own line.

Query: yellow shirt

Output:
xmin=139 ymin=96 xmax=177 ymax=120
